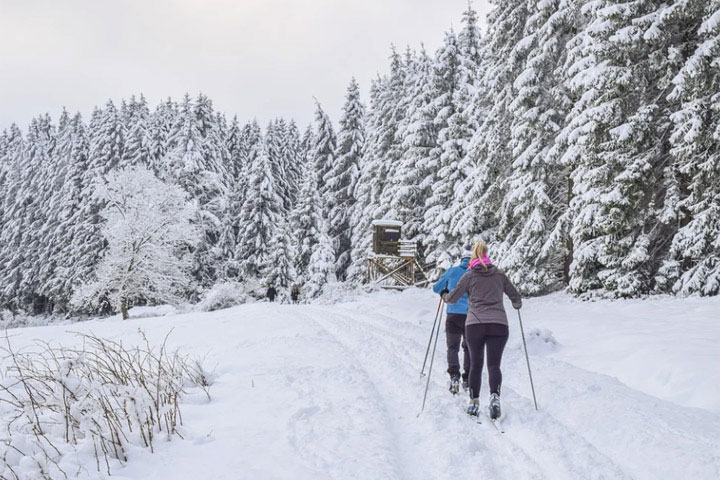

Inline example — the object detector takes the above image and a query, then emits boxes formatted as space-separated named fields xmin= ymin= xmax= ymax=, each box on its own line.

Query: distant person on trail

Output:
xmin=267 ymin=284 xmax=277 ymax=302
xmin=290 ymin=284 xmax=300 ymax=303
xmin=433 ymin=245 xmax=472 ymax=395
xmin=442 ymin=241 xmax=522 ymax=420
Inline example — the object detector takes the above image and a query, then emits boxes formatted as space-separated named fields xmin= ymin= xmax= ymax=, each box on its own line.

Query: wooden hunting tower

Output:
xmin=367 ymin=220 xmax=428 ymax=289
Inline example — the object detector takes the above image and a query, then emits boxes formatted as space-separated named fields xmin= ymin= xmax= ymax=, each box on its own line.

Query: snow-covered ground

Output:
xmin=3 ymin=289 xmax=719 ymax=479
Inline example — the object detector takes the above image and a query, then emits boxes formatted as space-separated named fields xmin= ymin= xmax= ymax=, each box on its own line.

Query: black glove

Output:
xmin=512 ymin=300 xmax=522 ymax=310
xmin=440 ymin=289 xmax=449 ymax=296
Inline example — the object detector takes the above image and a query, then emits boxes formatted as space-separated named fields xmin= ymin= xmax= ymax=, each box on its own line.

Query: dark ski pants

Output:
xmin=446 ymin=313 xmax=470 ymax=381
xmin=466 ymin=323 xmax=509 ymax=399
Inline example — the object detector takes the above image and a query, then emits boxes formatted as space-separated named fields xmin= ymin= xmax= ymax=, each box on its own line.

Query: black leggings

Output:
xmin=466 ymin=323 xmax=509 ymax=399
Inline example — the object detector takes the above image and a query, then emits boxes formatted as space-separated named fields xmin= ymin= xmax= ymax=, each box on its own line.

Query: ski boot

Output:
xmin=449 ymin=375 xmax=460 ymax=395
xmin=489 ymin=393 xmax=501 ymax=420
xmin=466 ymin=398 xmax=479 ymax=416
xmin=462 ymin=378 xmax=469 ymax=392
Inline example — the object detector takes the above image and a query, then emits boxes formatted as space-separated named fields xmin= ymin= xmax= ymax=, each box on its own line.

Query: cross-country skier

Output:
xmin=290 ymin=284 xmax=300 ymax=303
xmin=433 ymin=245 xmax=472 ymax=394
xmin=442 ymin=241 xmax=522 ymax=420
xmin=266 ymin=284 xmax=277 ymax=302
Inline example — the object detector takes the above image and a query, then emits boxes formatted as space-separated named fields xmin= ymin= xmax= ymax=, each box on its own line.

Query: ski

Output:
xmin=486 ymin=414 xmax=505 ymax=433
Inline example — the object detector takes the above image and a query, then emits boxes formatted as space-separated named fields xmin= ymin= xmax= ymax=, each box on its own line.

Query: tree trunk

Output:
xmin=120 ymin=297 xmax=129 ymax=320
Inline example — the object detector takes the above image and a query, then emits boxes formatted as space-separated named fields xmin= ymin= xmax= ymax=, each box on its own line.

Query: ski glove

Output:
xmin=512 ymin=300 xmax=522 ymax=310
xmin=440 ymin=289 xmax=449 ymax=296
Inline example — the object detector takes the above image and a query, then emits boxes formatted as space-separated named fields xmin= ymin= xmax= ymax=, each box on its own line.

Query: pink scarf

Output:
xmin=469 ymin=255 xmax=492 ymax=269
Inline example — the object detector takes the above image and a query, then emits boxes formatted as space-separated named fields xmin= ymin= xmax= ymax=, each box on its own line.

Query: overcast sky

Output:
xmin=0 ymin=0 xmax=492 ymax=131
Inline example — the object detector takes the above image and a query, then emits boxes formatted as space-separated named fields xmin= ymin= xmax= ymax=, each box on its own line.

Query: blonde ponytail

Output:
xmin=471 ymin=241 xmax=489 ymax=269
xmin=471 ymin=241 xmax=487 ymax=261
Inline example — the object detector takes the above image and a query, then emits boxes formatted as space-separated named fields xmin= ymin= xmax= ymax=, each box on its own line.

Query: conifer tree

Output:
xmin=236 ymin=139 xmax=284 ymax=279
xmin=390 ymin=48 xmax=437 ymax=245
xmin=311 ymin=102 xmax=336 ymax=191
xmin=148 ymin=98 xmax=177 ymax=174
xmin=327 ymin=78 xmax=365 ymax=280
xmin=283 ymin=120 xmax=304 ymax=205
xmin=493 ymin=0 xmax=579 ymax=295
xmin=42 ymin=112 xmax=90 ymax=309
xmin=291 ymin=165 xmax=326 ymax=283
xmin=422 ymin=30 xmax=463 ymax=270
xmin=0 ymin=124 xmax=25 ymax=310
xmin=121 ymin=94 xmax=151 ymax=167
xmin=348 ymin=79 xmax=384 ymax=282
xmin=265 ymin=221 xmax=297 ymax=301
xmin=553 ymin=0 xmax=691 ymax=297
xmin=658 ymin=0 xmax=720 ymax=295
xmin=305 ymin=219 xmax=336 ymax=299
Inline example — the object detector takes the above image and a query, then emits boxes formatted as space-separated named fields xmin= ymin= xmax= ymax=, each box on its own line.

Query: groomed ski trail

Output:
xmin=305 ymin=305 xmax=632 ymax=480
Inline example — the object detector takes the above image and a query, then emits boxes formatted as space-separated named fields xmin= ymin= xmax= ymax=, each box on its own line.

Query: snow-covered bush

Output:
xmin=521 ymin=328 xmax=560 ymax=355
xmin=196 ymin=281 xmax=248 ymax=311
xmin=0 ymin=310 xmax=72 ymax=330
xmin=0 ymin=332 xmax=210 ymax=479
xmin=313 ymin=282 xmax=381 ymax=305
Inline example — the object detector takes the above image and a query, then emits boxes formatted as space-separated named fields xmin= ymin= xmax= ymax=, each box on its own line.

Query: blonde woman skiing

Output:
xmin=442 ymin=241 xmax=522 ymax=419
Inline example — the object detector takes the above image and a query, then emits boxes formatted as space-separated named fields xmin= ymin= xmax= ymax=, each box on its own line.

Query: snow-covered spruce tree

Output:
xmin=219 ymin=120 xmax=262 ymax=279
xmin=451 ymin=0 xmax=531 ymax=253
xmin=148 ymin=98 xmax=178 ymax=174
xmin=305 ymin=219 xmax=337 ymax=299
xmin=7 ymin=115 xmax=57 ymax=313
xmin=267 ymin=118 xmax=295 ymax=211
xmin=657 ymin=0 xmax=720 ymax=295
xmin=553 ymin=0 xmax=694 ymax=297
xmin=377 ymin=47 xmax=413 ymax=217
xmin=121 ymin=94 xmax=152 ymax=168
xmin=164 ymin=94 xmax=226 ymax=288
xmin=264 ymin=220 xmax=297 ymax=302
xmin=348 ymin=50 xmax=408 ymax=281
xmin=422 ymin=30 xmax=463 ymax=271
xmin=0 ymin=123 xmax=25 ymax=310
xmin=327 ymin=78 xmax=365 ymax=280
xmin=235 ymin=138 xmax=284 ymax=280
xmin=225 ymin=116 xmax=244 ymax=179
xmin=291 ymin=164 xmax=327 ymax=284
xmin=348 ymin=79 xmax=383 ymax=282
xmin=390 ymin=47 xmax=438 ymax=247
xmin=311 ymin=101 xmax=336 ymax=191
xmin=194 ymin=93 xmax=230 ymax=184
xmin=424 ymin=6 xmax=483 ymax=267
xmin=41 ymin=111 xmax=91 ymax=310
xmin=301 ymin=123 xmax=314 ymax=166
xmin=442 ymin=4 xmax=483 ymax=209
xmin=492 ymin=0 xmax=580 ymax=295
xmin=71 ymin=166 xmax=198 ymax=319
xmin=283 ymin=120 xmax=304 ymax=204
xmin=0 ymin=129 xmax=9 ymax=227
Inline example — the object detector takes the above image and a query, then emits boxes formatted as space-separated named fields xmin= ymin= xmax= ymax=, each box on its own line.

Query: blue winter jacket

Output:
xmin=433 ymin=258 xmax=470 ymax=315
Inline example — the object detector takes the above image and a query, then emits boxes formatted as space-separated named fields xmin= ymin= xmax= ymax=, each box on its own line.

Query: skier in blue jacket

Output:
xmin=433 ymin=245 xmax=472 ymax=394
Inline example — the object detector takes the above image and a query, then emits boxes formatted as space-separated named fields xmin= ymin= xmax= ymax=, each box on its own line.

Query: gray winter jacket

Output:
xmin=442 ymin=265 xmax=522 ymax=327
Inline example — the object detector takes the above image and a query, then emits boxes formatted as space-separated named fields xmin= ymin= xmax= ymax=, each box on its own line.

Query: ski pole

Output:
xmin=517 ymin=309 xmax=538 ymax=411
xmin=419 ymin=302 xmax=444 ymax=416
xmin=420 ymin=297 xmax=444 ymax=375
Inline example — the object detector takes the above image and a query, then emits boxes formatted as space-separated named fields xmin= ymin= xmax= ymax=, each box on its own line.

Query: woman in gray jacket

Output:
xmin=443 ymin=241 xmax=522 ymax=419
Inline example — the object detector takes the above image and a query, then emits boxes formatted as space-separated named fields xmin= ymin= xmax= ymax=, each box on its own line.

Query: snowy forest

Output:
xmin=1 ymin=0 xmax=720 ymax=316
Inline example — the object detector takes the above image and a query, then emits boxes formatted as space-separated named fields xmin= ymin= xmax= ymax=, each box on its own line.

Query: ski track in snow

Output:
xmin=3 ymin=290 xmax=720 ymax=480
xmin=305 ymin=305 xmax=631 ymax=480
